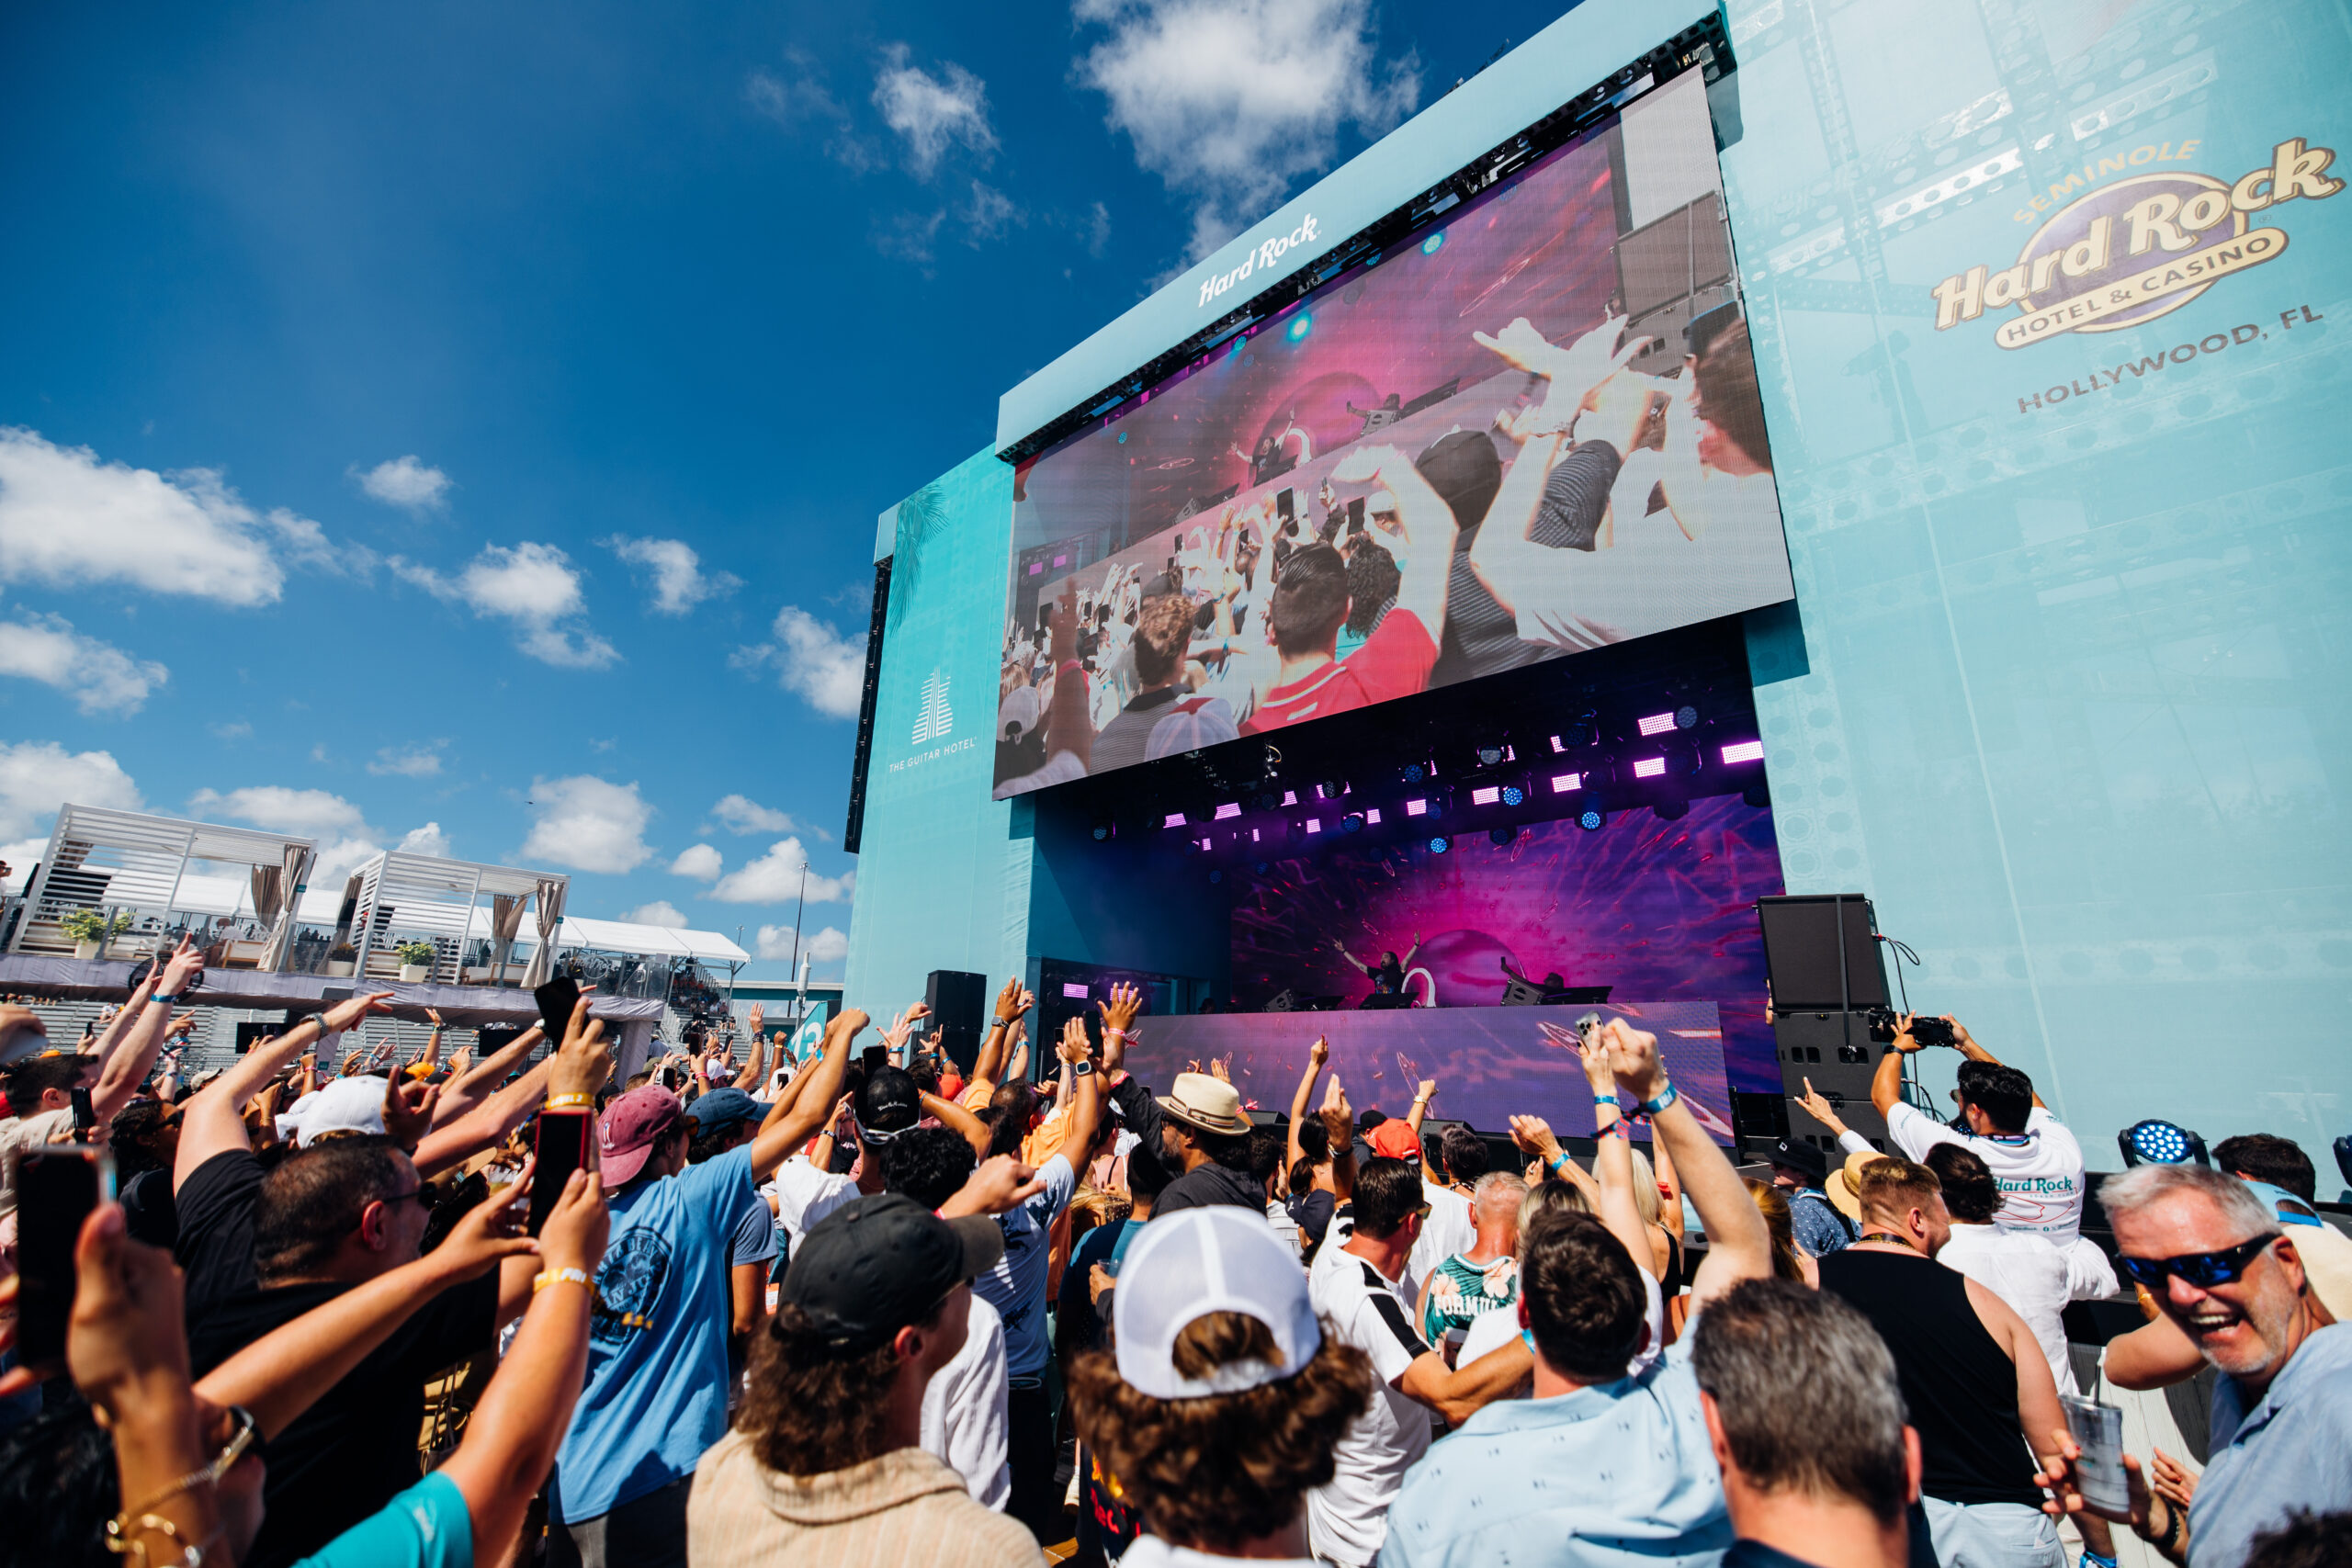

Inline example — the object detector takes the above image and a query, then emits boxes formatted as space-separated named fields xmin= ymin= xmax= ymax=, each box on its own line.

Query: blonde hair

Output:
xmin=1745 ymin=1179 xmax=1808 ymax=1282
xmin=1628 ymin=1147 xmax=1663 ymax=1227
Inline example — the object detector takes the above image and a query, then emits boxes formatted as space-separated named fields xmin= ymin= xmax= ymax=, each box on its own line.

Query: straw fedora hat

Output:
xmin=1156 ymin=1071 xmax=1251 ymax=1136
xmin=1826 ymin=1149 xmax=1887 ymax=1224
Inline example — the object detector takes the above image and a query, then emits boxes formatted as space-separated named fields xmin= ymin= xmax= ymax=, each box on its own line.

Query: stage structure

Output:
xmin=845 ymin=0 xmax=2352 ymax=1160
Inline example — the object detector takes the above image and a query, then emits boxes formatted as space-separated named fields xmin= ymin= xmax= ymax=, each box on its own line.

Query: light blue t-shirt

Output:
xmin=2193 ymin=1321 xmax=2352 ymax=1568
xmin=1377 ymin=1339 xmax=1731 ymax=1568
xmin=291 ymin=1472 xmax=469 ymax=1568
xmin=972 ymin=1152 xmax=1076 ymax=1379
xmin=554 ymin=1145 xmax=756 ymax=1522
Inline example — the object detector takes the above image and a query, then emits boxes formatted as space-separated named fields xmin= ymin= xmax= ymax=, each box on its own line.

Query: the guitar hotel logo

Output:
xmin=1929 ymin=138 xmax=2342 ymax=349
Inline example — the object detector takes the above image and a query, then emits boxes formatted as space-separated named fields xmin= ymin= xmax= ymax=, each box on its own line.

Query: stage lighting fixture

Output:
xmin=1653 ymin=799 xmax=1690 ymax=821
xmin=2120 ymin=1119 xmax=2211 ymax=1168
xmin=1062 ymin=982 xmax=1091 ymax=999
xmin=1405 ymin=798 xmax=1429 ymax=817
xmin=1254 ymin=792 xmax=1280 ymax=812
xmin=1633 ymin=757 xmax=1668 ymax=779
xmin=1476 ymin=742 xmax=1510 ymax=766
xmin=1214 ymin=802 xmax=1241 ymax=820
xmin=1742 ymin=783 xmax=1772 ymax=809
xmin=1363 ymin=808 xmax=1382 ymax=824
xmin=1421 ymin=230 xmax=1448 ymax=255
xmin=1676 ymin=705 xmax=1699 ymax=729
xmin=1209 ymin=868 xmax=1224 ymax=885
xmin=1253 ymin=861 xmax=1270 ymax=874
xmin=1286 ymin=311 xmax=1315 ymax=343
xmin=1091 ymin=824 xmax=1112 ymax=841
xmin=1721 ymin=740 xmax=1766 ymax=764
xmin=1340 ymin=813 xmax=1365 ymax=834
xmin=1501 ymin=784 xmax=1525 ymax=807
xmin=1399 ymin=762 xmax=1427 ymax=784
xmin=1163 ymin=812 xmax=1186 ymax=829
xmin=1638 ymin=712 xmax=1678 ymax=737
xmin=1471 ymin=785 xmax=1500 ymax=806
xmin=1306 ymin=819 xmax=1323 ymax=834
xmin=1429 ymin=836 xmax=1451 ymax=853
xmin=1317 ymin=780 xmax=1346 ymax=799
xmin=1282 ymin=790 xmax=1298 ymax=807
xmin=1488 ymin=826 xmax=1518 ymax=846
xmin=1578 ymin=808 xmax=1606 ymax=830
xmin=1550 ymin=773 xmax=1583 ymax=793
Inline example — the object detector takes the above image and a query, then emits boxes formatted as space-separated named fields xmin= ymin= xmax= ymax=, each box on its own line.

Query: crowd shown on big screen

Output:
xmin=0 ymin=941 xmax=2346 ymax=1568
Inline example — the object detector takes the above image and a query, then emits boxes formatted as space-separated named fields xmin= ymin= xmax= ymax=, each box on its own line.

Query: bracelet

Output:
xmin=1545 ymin=1152 xmax=1572 ymax=1173
xmin=547 ymin=1094 xmax=593 ymax=1110
xmin=2080 ymin=1553 xmax=2118 ymax=1568
xmin=106 ymin=1513 xmax=223 ymax=1566
xmin=121 ymin=1465 xmax=215 ymax=1521
xmin=1591 ymin=1093 xmax=1619 ymax=1107
xmin=1103 ymin=1027 xmax=1128 ymax=1041
xmin=2156 ymin=1496 xmax=2185 ymax=1552
xmin=150 ymin=994 xmax=181 ymax=1007
xmin=1058 ymin=660 xmax=1085 ymax=677
xmin=1638 ymin=1083 xmax=1679 ymax=1117
xmin=535 ymin=1267 xmax=593 ymax=1293
xmin=1603 ymin=1119 xmax=1632 ymax=1139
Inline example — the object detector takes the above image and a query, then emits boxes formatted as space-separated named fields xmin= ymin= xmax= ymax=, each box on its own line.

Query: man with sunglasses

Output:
xmin=2046 ymin=1164 xmax=2350 ymax=1568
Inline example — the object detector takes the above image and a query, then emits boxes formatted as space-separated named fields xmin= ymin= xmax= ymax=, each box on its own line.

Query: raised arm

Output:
xmin=433 ymin=1023 xmax=544 ymax=1126
xmin=1288 ymin=1036 xmax=1329 ymax=1175
xmin=174 ymin=992 xmax=395 ymax=1189
xmin=1949 ymin=1017 xmax=2045 ymax=1109
xmin=1603 ymin=1020 xmax=1768 ymax=1304
xmin=1466 ymin=423 xmax=1572 ymax=617
xmin=922 ymin=1089 xmax=989 ymax=1157
xmin=1328 ymin=939 xmax=1372 ymax=976
xmin=1053 ymin=1017 xmax=1103 ymax=1176
xmin=1870 ymin=1017 xmax=1918 ymax=1118
xmin=1319 ymin=1077 xmax=1356 ymax=1202
xmin=418 ymin=999 xmax=608 ymax=1179
xmin=749 ymin=1008 xmax=865 ymax=1179
xmin=90 ymin=937 xmax=205 ymax=1120
xmin=742 ymin=1006 xmax=768 ymax=1089
xmin=1408 ymin=1077 xmax=1440 ymax=1186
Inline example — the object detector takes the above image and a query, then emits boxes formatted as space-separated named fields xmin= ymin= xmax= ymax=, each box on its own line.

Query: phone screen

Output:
xmin=17 ymin=1147 xmax=115 ymax=1371
xmin=69 ymin=1086 xmax=95 ymax=1137
xmin=528 ymin=1111 xmax=593 ymax=1237
xmin=533 ymin=977 xmax=581 ymax=1046
xmin=2060 ymin=1394 xmax=2130 ymax=1515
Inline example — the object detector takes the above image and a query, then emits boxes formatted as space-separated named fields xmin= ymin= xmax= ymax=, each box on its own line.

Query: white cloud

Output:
xmin=1073 ymin=0 xmax=1419 ymax=259
xmin=0 ymin=840 xmax=46 ymax=893
xmin=368 ymin=741 xmax=446 ymax=777
xmin=709 ymin=837 xmax=853 ymax=905
xmin=398 ymin=822 xmax=452 ymax=857
xmin=519 ymin=775 xmax=653 ymax=874
xmin=965 ymin=179 xmax=1024 ymax=242
xmin=601 ymin=536 xmax=740 ymax=615
xmin=708 ymin=795 xmax=797 ymax=836
xmin=354 ymin=456 xmax=451 ymax=512
xmin=0 ymin=739 xmax=142 ymax=840
xmin=624 ymin=899 xmax=690 ymax=929
xmin=393 ymin=542 xmax=618 ymax=670
xmin=0 ymin=428 xmax=314 ymax=606
xmin=732 ymin=605 xmax=865 ymax=719
xmin=669 ymin=842 xmax=723 ymax=881
xmin=753 ymin=922 xmax=849 ymax=964
xmin=871 ymin=44 xmax=997 ymax=177
xmin=189 ymin=784 xmax=368 ymax=838
xmin=210 ymin=721 xmax=254 ymax=741
xmin=0 ymin=613 xmax=168 ymax=715
xmin=747 ymin=51 xmax=883 ymax=172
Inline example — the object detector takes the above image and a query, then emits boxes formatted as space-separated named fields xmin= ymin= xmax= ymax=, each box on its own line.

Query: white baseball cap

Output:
xmin=1113 ymin=1206 xmax=1321 ymax=1400
xmin=276 ymin=1074 xmax=390 ymax=1146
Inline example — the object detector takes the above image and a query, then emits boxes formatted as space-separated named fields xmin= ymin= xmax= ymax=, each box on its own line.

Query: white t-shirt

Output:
xmin=0 ymin=1108 xmax=74 ymax=1217
xmin=1120 ymin=1539 xmax=1314 ymax=1568
xmin=921 ymin=1291 xmax=1011 ymax=1509
xmin=1456 ymin=1265 xmax=1666 ymax=1382
xmin=1885 ymin=1102 xmax=2086 ymax=1239
xmin=1936 ymin=1224 xmax=2077 ymax=1396
xmin=1406 ymin=1184 xmax=1476 ymax=1291
xmin=765 ymin=1156 xmax=857 ymax=1256
xmin=1307 ymin=1249 xmax=1438 ymax=1567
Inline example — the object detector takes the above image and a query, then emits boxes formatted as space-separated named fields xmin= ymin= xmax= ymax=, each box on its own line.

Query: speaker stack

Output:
xmin=1754 ymin=895 xmax=1897 ymax=1158
xmin=923 ymin=969 xmax=989 ymax=1075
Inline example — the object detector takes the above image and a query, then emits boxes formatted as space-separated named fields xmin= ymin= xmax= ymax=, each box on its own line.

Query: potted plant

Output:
xmin=326 ymin=941 xmax=358 ymax=977
xmin=62 ymin=908 xmax=130 ymax=961
xmin=396 ymin=941 xmax=437 ymax=983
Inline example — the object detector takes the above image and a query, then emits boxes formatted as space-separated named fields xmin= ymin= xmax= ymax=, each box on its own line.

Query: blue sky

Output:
xmin=0 ymin=0 xmax=1549 ymax=978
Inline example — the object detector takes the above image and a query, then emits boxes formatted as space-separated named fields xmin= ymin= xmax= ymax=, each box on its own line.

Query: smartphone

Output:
xmin=534 ymin=977 xmax=582 ymax=1046
xmin=2060 ymin=1394 xmax=2130 ymax=1516
xmin=528 ymin=1111 xmax=593 ymax=1236
xmin=1275 ymin=488 xmax=1295 ymax=525
xmin=15 ymin=1145 xmax=116 ymax=1372
xmin=70 ymin=1086 xmax=96 ymax=1140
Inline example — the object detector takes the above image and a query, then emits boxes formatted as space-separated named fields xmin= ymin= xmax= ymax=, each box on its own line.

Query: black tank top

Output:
xmin=1817 ymin=1247 xmax=2043 ymax=1506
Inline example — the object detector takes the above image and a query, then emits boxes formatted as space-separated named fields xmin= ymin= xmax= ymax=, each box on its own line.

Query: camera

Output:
xmin=1866 ymin=1008 xmax=1954 ymax=1047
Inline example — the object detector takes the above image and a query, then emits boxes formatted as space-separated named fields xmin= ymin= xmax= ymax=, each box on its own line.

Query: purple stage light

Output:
xmin=1164 ymin=812 xmax=1186 ymax=829
xmin=1633 ymin=757 xmax=1667 ymax=778
xmin=1551 ymin=773 xmax=1582 ymax=792
xmin=1721 ymin=740 xmax=1766 ymax=764
xmin=1406 ymin=798 xmax=1429 ymax=817
xmin=1061 ymin=982 xmax=1090 ymax=998
xmin=1638 ymin=712 xmax=1676 ymax=736
xmin=1471 ymin=785 xmax=1500 ymax=806
xmin=1282 ymin=790 xmax=1297 ymax=806
xmin=1306 ymin=819 xmax=1322 ymax=834
xmin=1214 ymin=802 xmax=1241 ymax=820
xmin=1364 ymin=808 xmax=1383 ymax=825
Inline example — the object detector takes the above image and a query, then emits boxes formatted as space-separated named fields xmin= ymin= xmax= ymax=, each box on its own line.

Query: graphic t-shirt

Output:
xmin=1307 ymin=1252 xmax=1435 ymax=1567
xmin=973 ymin=1151 xmax=1077 ymax=1378
xmin=1419 ymin=1251 xmax=1520 ymax=1356
xmin=1884 ymin=1103 xmax=2086 ymax=1238
xmin=555 ymin=1145 xmax=756 ymax=1522
xmin=1240 ymin=610 xmax=1437 ymax=734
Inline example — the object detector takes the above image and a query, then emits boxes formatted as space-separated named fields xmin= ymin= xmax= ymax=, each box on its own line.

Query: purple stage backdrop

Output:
xmin=1226 ymin=795 xmax=1785 ymax=1094
xmin=1119 ymin=1000 xmax=1736 ymax=1146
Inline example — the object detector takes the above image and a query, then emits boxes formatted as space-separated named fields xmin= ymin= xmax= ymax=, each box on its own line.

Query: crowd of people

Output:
xmin=0 ymin=947 xmax=2346 ymax=1568
xmin=995 ymin=304 xmax=1790 ymax=793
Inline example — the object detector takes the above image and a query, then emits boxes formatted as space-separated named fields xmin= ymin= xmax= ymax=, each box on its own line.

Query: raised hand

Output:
xmin=944 ymin=1155 xmax=1048 ymax=1217
xmin=1510 ymin=1113 xmax=1564 ymax=1167
xmin=157 ymin=933 xmax=205 ymax=997
xmin=993 ymin=976 xmax=1027 ymax=1022
xmin=1057 ymin=1017 xmax=1091 ymax=1066
xmin=380 ymin=1072 xmax=440 ymax=1151
xmin=747 ymin=1003 xmax=763 ymax=1036
xmin=551 ymin=995 xmax=613 ymax=1101
xmin=1005 ymin=1038 xmax=1030 ymax=1084
xmin=1098 ymin=981 xmax=1142 ymax=1036
xmin=537 ymin=1168 xmax=610 ymax=1281
xmin=1574 ymin=1024 xmax=1616 ymax=1095
xmin=431 ymin=1162 xmax=540 ymax=1279
xmin=1211 ymin=1055 xmax=1233 ymax=1084
xmin=64 ymin=1205 xmax=190 ymax=1410
xmin=321 ymin=990 xmax=397 ymax=1035
xmin=1415 ymin=1077 xmax=1436 ymax=1104
xmin=1600 ymin=1019 xmax=1668 ymax=1107
xmin=1792 ymin=1076 xmax=1849 ymax=1135
xmin=1308 ymin=1035 xmax=1329 ymax=1070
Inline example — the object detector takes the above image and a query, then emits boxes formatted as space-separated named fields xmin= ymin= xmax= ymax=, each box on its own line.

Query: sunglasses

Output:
xmin=378 ymin=1185 xmax=438 ymax=1212
xmin=2118 ymin=1234 xmax=2273 ymax=1292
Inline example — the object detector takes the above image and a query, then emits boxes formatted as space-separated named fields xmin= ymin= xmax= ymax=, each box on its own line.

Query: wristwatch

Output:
xmin=1071 ymin=1059 xmax=1097 ymax=1078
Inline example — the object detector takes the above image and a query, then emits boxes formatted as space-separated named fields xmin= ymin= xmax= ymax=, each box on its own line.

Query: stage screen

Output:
xmin=996 ymin=75 xmax=1793 ymax=798
xmin=1227 ymin=794 xmax=1785 ymax=1096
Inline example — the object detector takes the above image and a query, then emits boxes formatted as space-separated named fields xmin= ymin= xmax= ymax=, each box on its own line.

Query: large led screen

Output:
xmin=995 ymin=76 xmax=1794 ymax=798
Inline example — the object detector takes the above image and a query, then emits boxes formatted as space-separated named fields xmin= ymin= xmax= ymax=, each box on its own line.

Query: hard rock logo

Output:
xmin=1929 ymin=140 xmax=2341 ymax=349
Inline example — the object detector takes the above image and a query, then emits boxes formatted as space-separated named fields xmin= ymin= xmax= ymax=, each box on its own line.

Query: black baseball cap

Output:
xmin=782 ymin=1193 xmax=1003 ymax=1349
xmin=1769 ymin=1136 xmax=1828 ymax=1184
xmin=857 ymin=1066 xmax=923 ymax=1145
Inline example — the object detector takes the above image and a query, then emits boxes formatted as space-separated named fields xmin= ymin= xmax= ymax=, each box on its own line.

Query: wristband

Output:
xmin=535 ymin=1267 xmax=594 ymax=1293
xmin=547 ymin=1094 xmax=593 ymax=1111
xmin=1545 ymin=1152 xmax=1572 ymax=1174
xmin=150 ymin=993 xmax=181 ymax=1007
xmin=1638 ymin=1083 xmax=1679 ymax=1117
xmin=1058 ymin=660 xmax=1085 ymax=677
xmin=1591 ymin=1093 xmax=1619 ymax=1107
xmin=1103 ymin=1026 xmax=1128 ymax=1041
xmin=2079 ymin=1554 xmax=2117 ymax=1568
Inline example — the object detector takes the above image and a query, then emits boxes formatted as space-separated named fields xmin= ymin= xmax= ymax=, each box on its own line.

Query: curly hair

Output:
xmin=738 ymin=1302 xmax=937 ymax=1476
xmin=1067 ymin=1312 xmax=1374 ymax=1552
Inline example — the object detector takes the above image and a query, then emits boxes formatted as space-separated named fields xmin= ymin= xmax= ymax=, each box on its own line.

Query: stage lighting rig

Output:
xmin=1399 ymin=761 xmax=1429 ymax=784
xmin=1578 ymin=808 xmax=1606 ymax=830
xmin=1721 ymin=740 xmax=1766 ymax=764
xmin=2120 ymin=1119 xmax=2210 ymax=1168
xmin=1315 ymin=779 xmax=1348 ymax=800
xmin=1429 ymin=835 xmax=1451 ymax=853
xmin=1488 ymin=826 xmax=1518 ymax=846
xmin=1340 ymin=812 xmax=1366 ymax=834
xmin=1676 ymin=705 xmax=1700 ymax=729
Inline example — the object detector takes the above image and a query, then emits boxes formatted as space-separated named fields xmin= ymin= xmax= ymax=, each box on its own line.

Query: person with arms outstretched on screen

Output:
xmin=1331 ymin=934 xmax=1419 ymax=1003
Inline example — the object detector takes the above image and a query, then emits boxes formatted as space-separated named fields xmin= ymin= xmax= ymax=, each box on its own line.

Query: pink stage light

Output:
xmin=1551 ymin=773 xmax=1582 ymax=792
xmin=1721 ymin=740 xmax=1766 ymax=764
xmin=1250 ymin=829 xmax=1261 ymax=841
xmin=1471 ymin=785 xmax=1500 ymax=806
xmin=1282 ymin=790 xmax=1297 ymax=806
xmin=1550 ymin=735 xmax=1566 ymax=751
xmin=1061 ymin=982 xmax=1090 ymax=999
xmin=1634 ymin=757 xmax=1667 ymax=778
xmin=1405 ymin=798 xmax=1429 ymax=817
xmin=1306 ymin=820 xmax=1321 ymax=834
xmin=1214 ymin=802 xmax=1241 ymax=820
xmin=1638 ymin=712 xmax=1676 ymax=736
xmin=1163 ymin=813 xmax=1185 ymax=829
xmin=1364 ymin=808 xmax=1382 ymax=824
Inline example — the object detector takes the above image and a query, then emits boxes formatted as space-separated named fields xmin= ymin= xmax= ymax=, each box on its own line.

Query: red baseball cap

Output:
xmin=1368 ymin=1118 xmax=1424 ymax=1161
xmin=598 ymin=1085 xmax=685 ymax=1184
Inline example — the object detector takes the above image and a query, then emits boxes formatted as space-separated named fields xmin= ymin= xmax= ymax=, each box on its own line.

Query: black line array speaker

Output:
xmin=924 ymin=969 xmax=988 ymax=1074
xmin=1771 ymin=1010 xmax=1896 ymax=1155
xmin=1755 ymin=894 xmax=1891 ymax=1012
